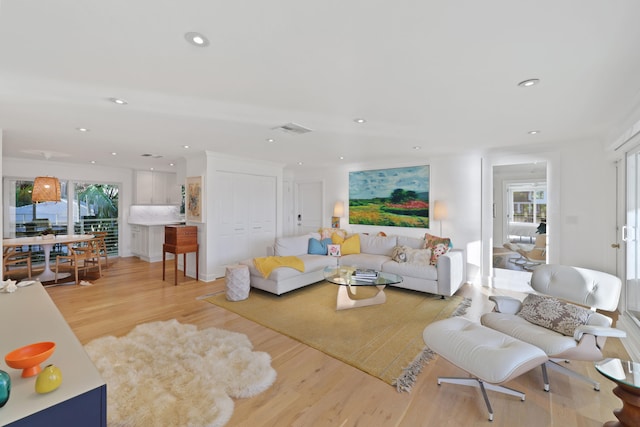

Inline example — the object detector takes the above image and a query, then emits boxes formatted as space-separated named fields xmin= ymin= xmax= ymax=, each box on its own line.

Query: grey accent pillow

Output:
xmin=517 ymin=293 xmax=593 ymax=336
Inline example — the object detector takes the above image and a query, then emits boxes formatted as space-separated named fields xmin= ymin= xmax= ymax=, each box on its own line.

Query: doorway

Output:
xmin=294 ymin=181 xmax=323 ymax=235
xmin=492 ymin=162 xmax=548 ymax=288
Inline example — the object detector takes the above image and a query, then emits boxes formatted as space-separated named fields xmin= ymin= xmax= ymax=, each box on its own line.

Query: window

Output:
xmin=508 ymin=183 xmax=547 ymax=224
xmin=73 ymin=182 xmax=119 ymax=255
xmin=3 ymin=178 xmax=120 ymax=268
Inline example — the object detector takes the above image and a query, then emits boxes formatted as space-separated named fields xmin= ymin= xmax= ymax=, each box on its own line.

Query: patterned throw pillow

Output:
xmin=517 ymin=294 xmax=593 ymax=336
xmin=391 ymin=245 xmax=431 ymax=265
xmin=423 ymin=233 xmax=452 ymax=265
xmin=319 ymin=228 xmax=347 ymax=240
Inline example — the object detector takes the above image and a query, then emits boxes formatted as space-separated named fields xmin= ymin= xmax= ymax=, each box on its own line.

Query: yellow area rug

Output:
xmin=205 ymin=282 xmax=470 ymax=392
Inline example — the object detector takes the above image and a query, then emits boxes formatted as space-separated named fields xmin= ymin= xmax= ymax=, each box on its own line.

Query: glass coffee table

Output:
xmin=595 ymin=358 xmax=640 ymax=427
xmin=323 ymin=265 xmax=403 ymax=310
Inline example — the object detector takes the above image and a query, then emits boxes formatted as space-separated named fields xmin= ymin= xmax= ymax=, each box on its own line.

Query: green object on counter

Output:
xmin=0 ymin=369 xmax=11 ymax=407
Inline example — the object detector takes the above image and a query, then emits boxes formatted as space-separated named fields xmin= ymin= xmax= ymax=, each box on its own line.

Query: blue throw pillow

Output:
xmin=308 ymin=238 xmax=332 ymax=255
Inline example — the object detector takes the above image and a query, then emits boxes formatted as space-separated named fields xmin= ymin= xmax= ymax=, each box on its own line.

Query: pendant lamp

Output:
xmin=31 ymin=177 xmax=61 ymax=202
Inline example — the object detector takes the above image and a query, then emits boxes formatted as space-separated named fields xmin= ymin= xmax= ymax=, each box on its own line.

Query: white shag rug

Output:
xmin=84 ymin=319 xmax=277 ymax=427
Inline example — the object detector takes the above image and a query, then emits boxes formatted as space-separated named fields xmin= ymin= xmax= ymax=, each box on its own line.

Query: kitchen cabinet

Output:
xmin=134 ymin=171 xmax=182 ymax=205
xmin=130 ymin=224 xmax=167 ymax=262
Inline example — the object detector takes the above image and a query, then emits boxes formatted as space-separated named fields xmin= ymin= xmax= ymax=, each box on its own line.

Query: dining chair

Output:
xmin=3 ymin=247 xmax=32 ymax=280
xmin=54 ymin=240 xmax=102 ymax=284
xmin=92 ymin=231 xmax=109 ymax=268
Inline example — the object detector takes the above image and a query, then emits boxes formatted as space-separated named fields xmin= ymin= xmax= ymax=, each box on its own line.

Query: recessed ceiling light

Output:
xmin=108 ymin=97 xmax=128 ymax=105
xmin=111 ymin=152 xmax=117 ymax=156
xmin=297 ymin=162 xmax=304 ymax=165
xmin=169 ymin=163 xmax=175 ymax=166
xmin=184 ymin=32 xmax=210 ymax=47
xmin=183 ymin=145 xmax=190 ymax=149
xmin=150 ymin=167 xmax=154 ymax=171
xmin=90 ymin=160 xmax=96 ymax=164
xmin=339 ymin=156 xmax=345 ymax=160
xmin=413 ymin=146 xmax=422 ymax=150
xmin=354 ymin=118 xmax=367 ymax=124
xmin=266 ymin=138 xmax=275 ymax=143
xmin=528 ymin=130 xmax=541 ymax=135
xmin=518 ymin=78 xmax=540 ymax=88
xmin=76 ymin=127 xmax=90 ymax=132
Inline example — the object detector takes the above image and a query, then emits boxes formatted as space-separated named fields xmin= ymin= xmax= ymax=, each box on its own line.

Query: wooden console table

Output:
xmin=162 ymin=225 xmax=198 ymax=285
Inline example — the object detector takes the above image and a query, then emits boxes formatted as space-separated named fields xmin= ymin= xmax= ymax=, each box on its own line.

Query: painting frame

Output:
xmin=186 ymin=176 xmax=203 ymax=222
xmin=349 ymin=165 xmax=430 ymax=228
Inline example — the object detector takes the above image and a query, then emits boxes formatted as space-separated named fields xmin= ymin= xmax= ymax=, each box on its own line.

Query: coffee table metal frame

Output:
xmin=323 ymin=265 xmax=403 ymax=310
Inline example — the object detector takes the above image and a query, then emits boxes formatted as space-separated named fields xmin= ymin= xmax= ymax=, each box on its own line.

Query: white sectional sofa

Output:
xmin=240 ymin=232 xmax=465 ymax=297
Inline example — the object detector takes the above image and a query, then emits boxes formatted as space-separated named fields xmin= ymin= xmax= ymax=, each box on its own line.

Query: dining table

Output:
xmin=3 ymin=234 xmax=94 ymax=282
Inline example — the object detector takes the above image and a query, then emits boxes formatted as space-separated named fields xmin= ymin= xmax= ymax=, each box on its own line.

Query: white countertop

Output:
xmin=0 ymin=283 xmax=105 ymax=426
xmin=128 ymin=220 xmax=185 ymax=226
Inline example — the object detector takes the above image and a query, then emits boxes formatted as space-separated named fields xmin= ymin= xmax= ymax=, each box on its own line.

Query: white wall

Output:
xmin=288 ymin=154 xmax=483 ymax=284
xmin=2 ymin=156 xmax=135 ymax=256
xmin=186 ymin=151 xmax=284 ymax=281
xmin=290 ymin=141 xmax=617 ymax=286
xmin=482 ymin=139 xmax=618 ymax=285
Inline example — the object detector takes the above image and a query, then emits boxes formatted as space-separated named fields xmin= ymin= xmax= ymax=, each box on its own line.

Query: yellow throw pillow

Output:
xmin=331 ymin=233 xmax=361 ymax=255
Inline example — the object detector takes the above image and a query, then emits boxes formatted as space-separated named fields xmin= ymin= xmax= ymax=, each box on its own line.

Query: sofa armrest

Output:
xmin=488 ymin=295 xmax=522 ymax=314
xmin=573 ymin=325 xmax=627 ymax=341
xmin=436 ymin=249 xmax=464 ymax=296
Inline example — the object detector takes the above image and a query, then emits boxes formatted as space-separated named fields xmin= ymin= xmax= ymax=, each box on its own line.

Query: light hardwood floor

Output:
xmin=42 ymin=257 xmax=629 ymax=427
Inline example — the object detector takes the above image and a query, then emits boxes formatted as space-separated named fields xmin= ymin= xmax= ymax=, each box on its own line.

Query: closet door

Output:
xmin=215 ymin=171 xmax=276 ymax=267
xmin=249 ymin=175 xmax=277 ymax=258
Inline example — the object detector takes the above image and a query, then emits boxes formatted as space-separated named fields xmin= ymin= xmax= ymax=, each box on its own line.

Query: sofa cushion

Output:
xmin=517 ymin=293 xmax=593 ymax=337
xmin=331 ymin=233 xmax=360 ymax=255
xmin=340 ymin=253 xmax=389 ymax=271
xmin=397 ymin=235 xmax=426 ymax=249
xmin=359 ymin=233 xmax=397 ymax=255
xmin=390 ymin=245 xmax=431 ymax=265
xmin=308 ymin=237 xmax=333 ymax=255
xmin=424 ymin=233 xmax=452 ymax=265
xmin=275 ymin=233 xmax=319 ymax=256
xmin=243 ymin=254 xmax=335 ymax=280
xmin=382 ymin=260 xmax=438 ymax=281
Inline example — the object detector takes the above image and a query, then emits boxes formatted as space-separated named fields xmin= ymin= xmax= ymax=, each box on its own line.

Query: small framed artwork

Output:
xmin=327 ymin=244 xmax=341 ymax=257
xmin=331 ymin=216 xmax=340 ymax=228
xmin=186 ymin=176 xmax=203 ymax=222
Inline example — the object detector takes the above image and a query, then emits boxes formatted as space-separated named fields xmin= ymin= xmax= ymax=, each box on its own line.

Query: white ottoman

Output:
xmin=423 ymin=317 xmax=548 ymax=421
xmin=225 ymin=265 xmax=250 ymax=301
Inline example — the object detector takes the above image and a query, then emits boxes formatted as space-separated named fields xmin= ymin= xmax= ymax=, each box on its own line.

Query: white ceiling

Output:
xmin=2 ymin=1 xmax=640 ymax=172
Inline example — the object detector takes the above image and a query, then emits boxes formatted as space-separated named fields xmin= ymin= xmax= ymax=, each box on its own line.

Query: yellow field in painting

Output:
xmin=349 ymin=204 xmax=429 ymax=227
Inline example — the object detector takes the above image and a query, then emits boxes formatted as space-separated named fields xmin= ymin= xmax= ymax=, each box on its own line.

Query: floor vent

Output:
xmin=272 ymin=122 xmax=313 ymax=135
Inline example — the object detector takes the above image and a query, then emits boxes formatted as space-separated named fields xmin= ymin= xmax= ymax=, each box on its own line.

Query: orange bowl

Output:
xmin=5 ymin=342 xmax=56 ymax=378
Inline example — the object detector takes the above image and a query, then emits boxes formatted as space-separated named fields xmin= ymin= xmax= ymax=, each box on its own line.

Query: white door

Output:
xmin=624 ymin=149 xmax=640 ymax=323
xmin=295 ymin=181 xmax=323 ymax=235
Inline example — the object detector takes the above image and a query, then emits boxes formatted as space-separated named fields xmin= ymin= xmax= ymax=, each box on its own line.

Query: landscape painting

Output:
xmin=349 ymin=165 xmax=429 ymax=228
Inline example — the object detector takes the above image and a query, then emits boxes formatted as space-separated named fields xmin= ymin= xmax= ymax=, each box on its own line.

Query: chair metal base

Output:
xmin=545 ymin=359 xmax=600 ymax=391
xmin=437 ymin=376 xmax=526 ymax=421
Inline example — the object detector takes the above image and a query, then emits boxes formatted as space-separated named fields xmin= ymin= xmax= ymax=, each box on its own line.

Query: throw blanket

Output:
xmin=254 ymin=256 xmax=305 ymax=278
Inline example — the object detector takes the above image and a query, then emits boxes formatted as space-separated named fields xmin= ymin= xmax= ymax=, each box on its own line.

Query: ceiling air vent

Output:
xmin=272 ymin=122 xmax=313 ymax=135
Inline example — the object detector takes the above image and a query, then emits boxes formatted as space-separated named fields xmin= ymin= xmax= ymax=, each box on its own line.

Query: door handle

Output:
xmin=611 ymin=243 xmax=620 ymax=249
